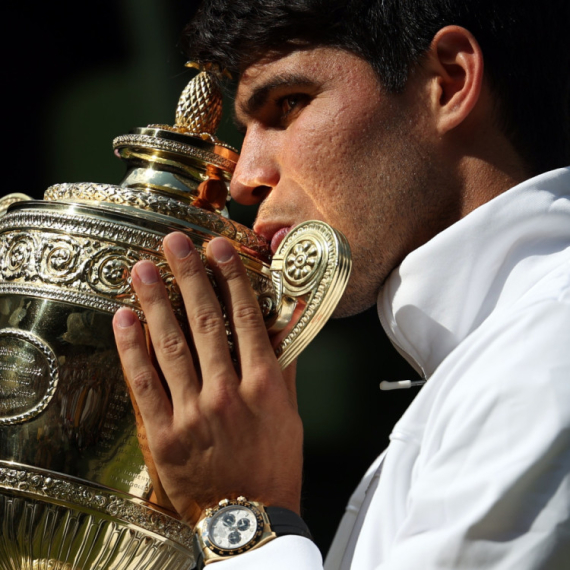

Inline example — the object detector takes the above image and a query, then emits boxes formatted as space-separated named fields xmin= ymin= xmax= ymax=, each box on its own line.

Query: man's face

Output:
xmin=232 ymin=47 xmax=460 ymax=316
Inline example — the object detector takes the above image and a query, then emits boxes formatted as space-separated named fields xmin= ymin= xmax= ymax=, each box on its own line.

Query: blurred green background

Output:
xmin=4 ymin=0 xmax=419 ymax=555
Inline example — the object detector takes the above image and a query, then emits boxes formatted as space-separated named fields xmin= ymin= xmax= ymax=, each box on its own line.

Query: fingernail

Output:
xmin=165 ymin=232 xmax=192 ymax=259
xmin=210 ymin=238 xmax=235 ymax=263
xmin=134 ymin=261 xmax=159 ymax=284
xmin=115 ymin=308 xmax=136 ymax=328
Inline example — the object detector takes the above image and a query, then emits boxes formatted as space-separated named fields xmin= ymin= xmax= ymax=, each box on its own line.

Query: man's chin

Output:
xmin=330 ymin=287 xmax=378 ymax=319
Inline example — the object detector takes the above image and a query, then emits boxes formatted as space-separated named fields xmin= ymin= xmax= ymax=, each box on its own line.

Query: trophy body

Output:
xmin=0 ymin=71 xmax=351 ymax=569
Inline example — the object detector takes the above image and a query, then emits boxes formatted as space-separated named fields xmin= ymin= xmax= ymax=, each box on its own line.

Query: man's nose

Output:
xmin=230 ymin=128 xmax=280 ymax=205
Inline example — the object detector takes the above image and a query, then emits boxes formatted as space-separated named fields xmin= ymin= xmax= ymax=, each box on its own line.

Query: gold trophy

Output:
xmin=0 ymin=66 xmax=351 ymax=569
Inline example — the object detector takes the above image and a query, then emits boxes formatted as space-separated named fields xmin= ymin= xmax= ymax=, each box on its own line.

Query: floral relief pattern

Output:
xmin=5 ymin=235 xmax=34 ymax=273
xmin=39 ymin=237 xmax=83 ymax=284
xmin=88 ymin=247 xmax=140 ymax=296
xmin=0 ymin=228 xmax=171 ymax=317
xmin=0 ymin=211 xmax=275 ymax=329
xmin=285 ymin=239 xmax=321 ymax=285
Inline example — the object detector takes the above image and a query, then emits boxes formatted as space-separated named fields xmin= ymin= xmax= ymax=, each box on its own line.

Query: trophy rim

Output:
xmin=0 ymin=459 xmax=195 ymax=552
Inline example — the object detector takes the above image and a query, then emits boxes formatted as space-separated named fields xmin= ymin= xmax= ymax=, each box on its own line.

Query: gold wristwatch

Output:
xmin=194 ymin=496 xmax=313 ymax=567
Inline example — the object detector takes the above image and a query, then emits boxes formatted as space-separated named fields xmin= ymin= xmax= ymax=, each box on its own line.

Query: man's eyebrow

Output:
xmin=234 ymin=72 xmax=316 ymax=130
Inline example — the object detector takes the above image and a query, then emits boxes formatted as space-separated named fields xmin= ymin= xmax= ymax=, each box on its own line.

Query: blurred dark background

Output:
xmin=4 ymin=0 xmax=418 ymax=556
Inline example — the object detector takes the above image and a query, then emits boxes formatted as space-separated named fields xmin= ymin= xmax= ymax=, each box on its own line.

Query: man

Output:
xmin=113 ymin=0 xmax=570 ymax=568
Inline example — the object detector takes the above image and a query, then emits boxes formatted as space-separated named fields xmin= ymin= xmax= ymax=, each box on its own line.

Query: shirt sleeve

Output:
xmin=376 ymin=299 xmax=570 ymax=569
xmin=210 ymin=535 xmax=323 ymax=569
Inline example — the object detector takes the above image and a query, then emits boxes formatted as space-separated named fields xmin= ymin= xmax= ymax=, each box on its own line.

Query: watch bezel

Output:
xmin=199 ymin=498 xmax=267 ymax=557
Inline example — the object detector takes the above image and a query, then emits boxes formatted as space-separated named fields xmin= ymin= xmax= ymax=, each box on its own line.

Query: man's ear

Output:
xmin=425 ymin=26 xmax=484 ymax=135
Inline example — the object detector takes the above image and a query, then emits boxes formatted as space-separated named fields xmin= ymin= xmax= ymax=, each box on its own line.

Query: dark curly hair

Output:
xmin=181 ymin=0 xmax=570 ymax=175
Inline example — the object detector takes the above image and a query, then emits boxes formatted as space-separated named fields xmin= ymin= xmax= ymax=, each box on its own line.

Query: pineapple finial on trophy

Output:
xmin=174 ymin=62 xmax=228 ymax=138
xmin=101 ymin=62 xmax=241 ymax=215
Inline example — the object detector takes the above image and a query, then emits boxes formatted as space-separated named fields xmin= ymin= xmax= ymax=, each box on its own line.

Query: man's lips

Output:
xmin=270 ymin=227 xmax=292 ymax=254
xmin=254 ymin=223 xmax=293 ymax=254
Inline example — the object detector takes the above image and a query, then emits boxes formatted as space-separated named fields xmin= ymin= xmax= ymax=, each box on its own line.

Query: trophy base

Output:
xmin=0 ymin=462 xmax=195 ymax=570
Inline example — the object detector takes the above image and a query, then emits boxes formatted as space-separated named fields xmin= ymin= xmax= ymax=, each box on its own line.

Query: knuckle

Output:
xmin=130 ymin=369 xmax=157 ymax=394
xmin=219 ymin=259 xmax=244 ymax=282
xmin=244 ymin=369 xmax=277 ymax=401
xmin=192 ymin=307 xmax=223 ymax=336
xmin=232 ymin=302 xmax=262 ymax=327
xmin=180 ymin=411 xmax=202 ymax=432
xmin=256 ymin=360 xmax=276 ymax=380
xmin=156 ymin=330 xmax=187 ymax=358
xmin=249 ymin=356 xmax=277 ymax=380
xmin=151 ymin=428 xmax=179 ymax=457
xmin=115 ymin=330 xmax=140 ymax=353
xmin=202 ymin=382 xmax=237 ymax=416
xmin=172 ymin=404 xmax=202 ymax=432
xmin=243 ymin=381 xmax=272 ymax=405
xmin=175 ymin=251 xmax=205 ymax=281
xmin=137 ymin=287 xmax=167 ymax=310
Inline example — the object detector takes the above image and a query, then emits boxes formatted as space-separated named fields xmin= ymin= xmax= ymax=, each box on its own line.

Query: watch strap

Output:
xmin=195 ymin=550 xmax=205 ymax=570
xmin=266 ymin=506 xmax=313 ymax=541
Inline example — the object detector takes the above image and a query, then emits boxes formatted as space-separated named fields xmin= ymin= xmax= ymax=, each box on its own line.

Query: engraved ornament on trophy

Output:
xmin=0 ymin=64 xmax=351 ymax=569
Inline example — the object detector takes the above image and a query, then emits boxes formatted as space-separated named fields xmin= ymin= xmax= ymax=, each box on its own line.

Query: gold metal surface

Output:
xmin=43 ymin=183 xmax=268 ymax=257
xmin=271 ymin=222 xmax=352 ymax=369
xmin=0 ymin=193 xmax=31 ymax=217
xmin=0 ymin=68 xmax=352 ymax=569
xmin=175 ymin=70 xmax=223 ymax=136
xmin=0 ymin=462 xmax=193 ymax=570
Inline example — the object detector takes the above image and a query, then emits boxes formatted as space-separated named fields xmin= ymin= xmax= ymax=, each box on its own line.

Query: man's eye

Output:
xmin=279 ymin=94 xmax=308 ymax=119
xmin=282 ymin=96 xmax=300 ymax=114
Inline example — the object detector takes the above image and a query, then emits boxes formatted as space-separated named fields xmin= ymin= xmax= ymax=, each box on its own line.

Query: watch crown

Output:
xmin=219 ymin=499 xmax=230 ymax=507
xmin=237 ymin=496 xmax=247 ymax=503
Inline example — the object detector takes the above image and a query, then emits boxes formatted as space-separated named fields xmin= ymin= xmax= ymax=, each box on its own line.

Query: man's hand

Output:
xmin=112 ymin=232 xmax=303 ymax=525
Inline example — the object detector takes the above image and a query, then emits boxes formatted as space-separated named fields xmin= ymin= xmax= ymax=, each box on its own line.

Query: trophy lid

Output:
xmin=43 ymin=65 xmax=271 ymax=259
xmin=112 ymin=64 xmax=239 ymax=212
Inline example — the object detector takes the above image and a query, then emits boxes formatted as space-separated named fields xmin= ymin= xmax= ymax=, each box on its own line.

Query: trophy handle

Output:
xmin=0 ymin=193 xmax=32 ymax=217
xmin=269 ymin=221 xmax=352 ymax=370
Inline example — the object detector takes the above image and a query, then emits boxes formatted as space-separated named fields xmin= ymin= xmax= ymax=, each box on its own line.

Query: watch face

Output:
xmin=206 ymin=505 xmax=260 ymax=551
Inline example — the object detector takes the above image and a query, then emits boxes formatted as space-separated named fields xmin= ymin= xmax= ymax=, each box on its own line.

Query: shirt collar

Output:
xmin=377 ymin=167 xmax=570 ymax=378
